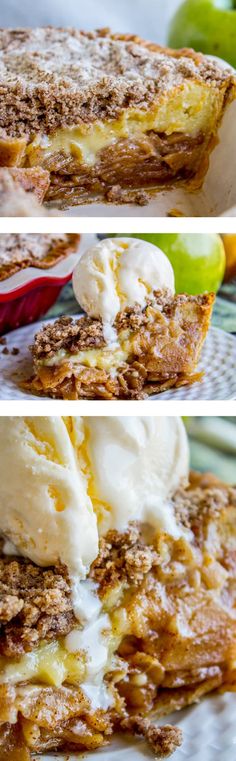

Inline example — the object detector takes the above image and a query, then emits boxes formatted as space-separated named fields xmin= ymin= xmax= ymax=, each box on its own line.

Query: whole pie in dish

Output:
xmin=0 ymin=416 xmax=236 ymax=760
xmin=24 ymin=290 xmax=215 ymax=399
xmin=0 ymin=234 xmax=80 ymax=281
xmin=0 ymin=28 xmax=235 ymax=208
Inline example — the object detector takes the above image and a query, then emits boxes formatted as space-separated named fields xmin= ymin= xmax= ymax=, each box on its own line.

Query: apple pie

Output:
xmin=0 ymin=234 xmax=80 ymax=281
xmin=1 ymin=470 xmax=236 ymax=759
xmin=24 ymin=290 xmax=215 ymax=399
xmin=0 ymin=28 xmax=235 ymax=208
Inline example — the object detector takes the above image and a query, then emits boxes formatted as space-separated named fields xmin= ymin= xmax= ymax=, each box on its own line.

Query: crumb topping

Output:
xmin=31 ymin=315 xmax=106 ymax=360
xmin=115 ymin=289 xmax=191 ymax=331
xmin=0 ymin=558 xmax=75 ymax=657
xmin=91 ymin=525 xmax=159 ymax=594
xmin=173 ymin=482 xmax=236 ymax=531
xmin=0 ymin=28 xmax=233 ymax=136
xmin=1 ymin=345 xmax=20 ymax=356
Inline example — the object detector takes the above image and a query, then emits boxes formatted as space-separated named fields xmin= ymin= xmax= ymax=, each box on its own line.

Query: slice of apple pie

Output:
xmin=24 ymin=290 xmax=214 ymax=399
xmin=0 ymin=28 xmax=235 ymax=208
xmin=0 ymin=424 xmax=236 ymax=760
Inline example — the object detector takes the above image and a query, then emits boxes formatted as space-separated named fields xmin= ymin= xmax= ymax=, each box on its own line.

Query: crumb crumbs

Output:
xmin=121 ymin=716 xmax=183 ymax=757
xmin=91 ymin=525 xmax=160 ymax=592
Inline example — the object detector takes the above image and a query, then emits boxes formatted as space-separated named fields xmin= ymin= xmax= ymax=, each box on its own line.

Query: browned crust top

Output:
xmin=0 ymin=28 xmax=234 ymax=136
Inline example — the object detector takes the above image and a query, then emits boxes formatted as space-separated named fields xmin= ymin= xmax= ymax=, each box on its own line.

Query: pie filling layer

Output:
xmin=0 ymin=639 xmax=87 ymax=687
xmin=40 ymin=341 xmax=129 ymax=373
xmin=1 ymin=473 xmax=236 ymax=758
xmin=0 ymin=81 xmax=229 ymax=206
xmin=26 ymin=82 xmax=222 ymax=168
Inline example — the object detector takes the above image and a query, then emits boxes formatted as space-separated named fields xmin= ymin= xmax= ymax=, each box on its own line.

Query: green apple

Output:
xmin=168 ymin=0 xmax=236 ymax=69
xmin=112 ymin=234 xmax=225 ymax=294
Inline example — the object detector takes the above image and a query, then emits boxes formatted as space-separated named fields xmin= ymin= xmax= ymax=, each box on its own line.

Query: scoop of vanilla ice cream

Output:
xmin=0 ymin=417 xmax=98 ymax=578
xmin=72 ymin=237 xmax=175 ymax=337
xmin=0 ymin=416 xmax=189 ymax=580
xmin=77 ymin=416 xmax=189 ymax=538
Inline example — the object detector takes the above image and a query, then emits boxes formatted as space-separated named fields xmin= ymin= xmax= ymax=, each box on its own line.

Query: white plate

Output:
xmin=0 ymin=323 xmax=235 ymax=401
xmin=35 ymin=692 xmax=236 ymax=760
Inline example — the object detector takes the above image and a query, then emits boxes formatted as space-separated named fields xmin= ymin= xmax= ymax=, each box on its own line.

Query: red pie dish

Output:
xmin=0 ymin=234 xmax=80 ymax=333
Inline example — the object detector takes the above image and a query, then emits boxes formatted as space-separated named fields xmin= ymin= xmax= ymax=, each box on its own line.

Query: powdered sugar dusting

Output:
xmin=0 ymin=28 xmax=233 ymax=136
xmin=0 ymin=28 xmax=228 ymax=89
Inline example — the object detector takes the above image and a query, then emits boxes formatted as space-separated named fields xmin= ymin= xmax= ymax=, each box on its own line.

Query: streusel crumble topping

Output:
xmin=0 ymin=28 xmax=233 ymax=136
xmin=31 ymin=315 xmax=106 ymax=360
xmin=0 ymin=559 xmax=76 ymax=656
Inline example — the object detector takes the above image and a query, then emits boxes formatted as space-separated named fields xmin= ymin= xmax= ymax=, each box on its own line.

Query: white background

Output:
xmin=0 ymin=0 xmax=181 ymax=45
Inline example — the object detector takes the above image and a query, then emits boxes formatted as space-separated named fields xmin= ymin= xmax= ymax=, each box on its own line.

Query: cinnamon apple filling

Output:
xmin=45 ymin=130 xmax=208 ymax=207
xmin=5 ymin=121 xmax=223 ymax=208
